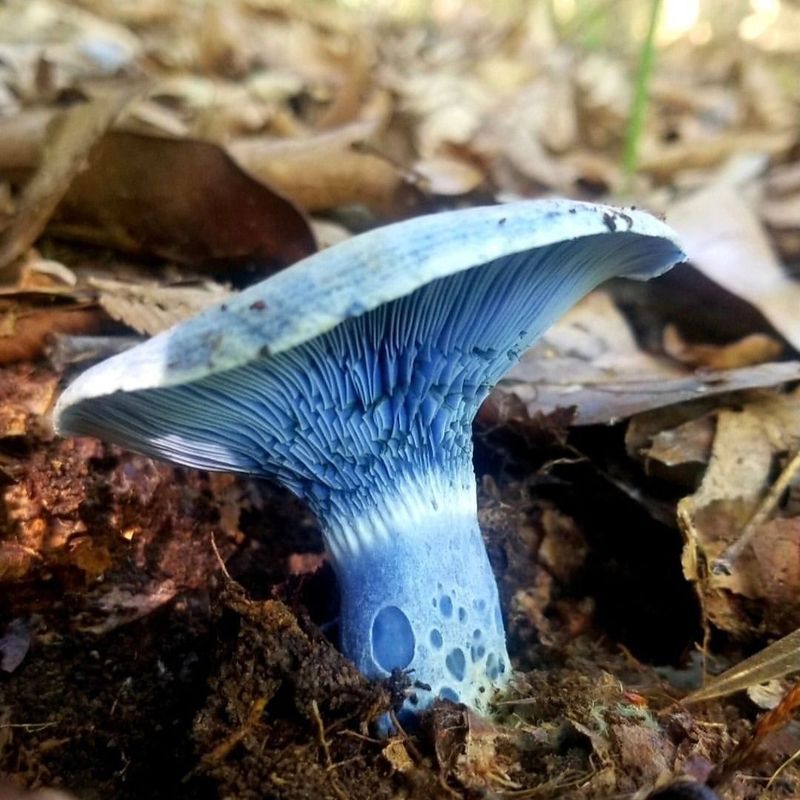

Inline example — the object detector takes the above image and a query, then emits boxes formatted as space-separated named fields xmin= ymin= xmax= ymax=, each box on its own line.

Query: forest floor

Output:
xmin=2 ymin=1 xmax=800 ymax=798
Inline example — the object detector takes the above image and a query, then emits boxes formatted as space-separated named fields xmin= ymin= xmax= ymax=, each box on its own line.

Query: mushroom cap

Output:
xmin=54 ymin=200 xmax=684 ymax=493
xmin=56 ymin=200 xmax=680 ymax=407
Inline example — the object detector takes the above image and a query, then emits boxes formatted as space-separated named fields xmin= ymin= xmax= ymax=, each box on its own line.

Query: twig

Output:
xmin=437 ymin=772 xmax=462 ymax=799
xmin=677 ymin=501 xmax=712 ymax=684
xmin=708 ymin=681 xmax=800 ymax=788
xmin=685 ymin=627 xmax=800 ymax=706
xmin=210 ymin=531 xmax=233 ymax=582
xmin=204 ymin=696 xmax=267 ymax=764
xmin=311 ymin=700 xmax=351 ymax=800
xmin=621 ymin=0 xmax=662 ymax=194
xmin=0 ymin=721 xmax=57 ymax=732
xmin=326 ymin=754 xmax=365 ymax=773
xmin=768 ymin=744 xmax=800 ymax=790
xmin=338 ymin=729 xmax=383 ymax=745
xmin=496 ymin=770 xmax=591 ymax=798
xmin=712 ymin=449 xmax=800 ymax=576
xmin=388 ymin=710 xmax=423 ymax=762
xmin=310 ymin=699 xmax=333 ymax=768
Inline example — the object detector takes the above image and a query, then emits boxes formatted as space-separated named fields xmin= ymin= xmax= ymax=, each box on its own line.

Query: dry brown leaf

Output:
xmin=0 ymin=0 xmax=140 ymax=92
xmin=91 ymin=277 xmax=232 ymax=335
xmin=457 ymin=710 xmax=520 ymax=791
xmin=197 ymin=2 xmax=255 ymax=79
xmin=230 ymin=134 xmax=418 ymax=215
xmin=740 ymin=59 xmax=796 ymax=132
xmin=0 ymin=107 xmax=56 ymax=177
xmin=766 ymin=162 xmax=800 ymax=196
xmin=80 ymin=581 xmax=179 ymax=634
xmin=231 ymin=111 xmax=383 ymax=160
xmin=523 ymin=60 xmax=578 ymax=154
xmin=0 ymin=366 xmax=58 ymax=437
xmin=123 ymin=98 xmax=191 ymax=138
xmin=761 ymin=193 xmax=800 ymax=231
xmin=687 ymin=628 xmax=800 ymax=704
xmin=643 ymin=415 xmax=716 ymax=470
xmin=499 ymin=291 xmax=800 ymax=425
xmin=0 ymin=304 xmax=108 ymax=364
xmin=433 ymin=704 xmax=520 ymax=792
xmin=395 ymin=73 xmax=490 ymax=159
xmin=747 ymin=679 xmax=787 ymax=710
xmin=414 ymin=156 xmax=485 ymax=196
xmin=50 ymin=131 xmax=316 ymax=267
xmin=749 ymin=518 xmax=800 ymax=605
xmin=562 ymin=150 xmax=623 ymax=194
xmin=707 ymin=681 xmax=800 ymax=790
xmin=679 ymin=389 xmax=800 ymax=637
xmin=625 ymin=401 xmax=725 ymax=487
xmin=381 ymin=739 xmax=414 ymax=773
xmin=0 ymin=253 xmax=79 ymax=298
xmin=668 ymin=182 xmax=800 ymax=351
xmin=663 ymin=325 xmax=783 ymax=371
xmin=477 ymin=81 xmax=577 ymax=191
xmin=641 ymin=131 xmax=795 ymax=182
xmin=0 ymin=87 xmax=142 ymax=272
xmin=506 ymin=290 xmax=679 ymax=388
xmin=0 ymin=541 xmax=40 ymax=582
xmin=315 ymin=42 xmax=375 ymax=131
xmin=575 ymin=52 xmax=629 ymax=150
xmin=611 ymin=723 xmax=674 ymax=783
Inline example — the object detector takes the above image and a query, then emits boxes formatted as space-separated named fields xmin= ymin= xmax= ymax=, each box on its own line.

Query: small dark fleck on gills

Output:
xmin=250 ymin=300 xmax=267 ymax=311
xmin=498 ymin=217 xmax=506 ymax=225
xmin=602 ymin=212 xmax=617 ymax=231
xmin=568 ymin=208 xmax=577 ymax=214
xmin=220 ymin=304 xmax=228 ymax=311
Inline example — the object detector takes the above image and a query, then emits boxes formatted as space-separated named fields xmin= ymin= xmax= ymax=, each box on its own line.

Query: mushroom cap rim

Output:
xmin=54 ymin=199 xmax=685 ymax=428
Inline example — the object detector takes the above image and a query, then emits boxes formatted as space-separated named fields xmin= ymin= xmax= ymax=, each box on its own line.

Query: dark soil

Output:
xmin=2 ymin=367 xmax=800 ymax=800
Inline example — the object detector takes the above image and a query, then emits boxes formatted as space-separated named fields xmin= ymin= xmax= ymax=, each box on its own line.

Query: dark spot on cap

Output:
xmin=569 ymin=208 xmax=577 ymax=214
xmin=259 ymin=344 xmax=272 ymax=358
xmin=250 ymin=300 xmax=267 ymax=311
xmin=618 ymin=211 xmax=633 ymax=230
xmin=202 ymin=332 xmax=223 ymax=351
xmin=220 ymin=304 xmax=228 ymax=311
xmin=498 ymin=217 xmax=506 ymax=226
xmin=602 ymin=212 xmax=617 ymax=232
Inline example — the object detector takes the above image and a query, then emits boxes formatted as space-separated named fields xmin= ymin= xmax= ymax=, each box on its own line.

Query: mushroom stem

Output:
xmin=319 ymin=460 xmax=508 ymax=712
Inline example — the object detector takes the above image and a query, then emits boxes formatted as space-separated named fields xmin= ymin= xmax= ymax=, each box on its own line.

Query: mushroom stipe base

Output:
xmin=333 ymin=468 xmax=509 ymax=712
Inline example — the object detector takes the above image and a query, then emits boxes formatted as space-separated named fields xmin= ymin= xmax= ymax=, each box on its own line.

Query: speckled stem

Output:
xmin=319 ymin=461 xmax=510 ymax=714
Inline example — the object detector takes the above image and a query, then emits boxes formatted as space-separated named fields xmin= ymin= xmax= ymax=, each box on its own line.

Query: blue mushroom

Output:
xmin=54 ymin=200 xmax=684 ymax=715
